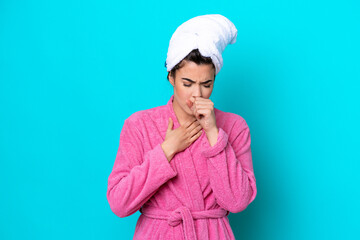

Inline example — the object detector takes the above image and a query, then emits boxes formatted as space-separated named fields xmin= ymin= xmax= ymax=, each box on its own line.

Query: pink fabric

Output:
xmin=107 ymin=95 xmax=257 ymax=240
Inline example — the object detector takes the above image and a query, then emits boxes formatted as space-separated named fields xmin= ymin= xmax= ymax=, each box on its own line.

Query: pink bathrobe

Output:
xmin=107 ymin=95 xmax=257 ymax=240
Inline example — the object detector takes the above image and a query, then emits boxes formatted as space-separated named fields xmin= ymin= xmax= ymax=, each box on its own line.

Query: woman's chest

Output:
xmin=142 ymin=125 xmax=210 ymax=192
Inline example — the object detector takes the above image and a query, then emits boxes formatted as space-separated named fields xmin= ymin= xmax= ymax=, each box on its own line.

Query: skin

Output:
xmin=161 ymin=60 xmax=219 ymax=162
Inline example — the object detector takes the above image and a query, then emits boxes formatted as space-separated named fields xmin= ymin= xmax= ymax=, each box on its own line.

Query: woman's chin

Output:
xmin=185 ymin=109 xmax=194 ymax=116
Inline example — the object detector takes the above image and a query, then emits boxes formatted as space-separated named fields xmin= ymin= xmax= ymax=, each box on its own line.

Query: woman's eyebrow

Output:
xmin=181 ymin=78 xmax=212 ymax=84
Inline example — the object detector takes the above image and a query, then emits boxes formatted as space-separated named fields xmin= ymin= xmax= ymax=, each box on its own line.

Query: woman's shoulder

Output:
xmin=124 ymin=104 xmax=168 ymax=126
xmin=214 ymin=108 xmax=249 ymax=131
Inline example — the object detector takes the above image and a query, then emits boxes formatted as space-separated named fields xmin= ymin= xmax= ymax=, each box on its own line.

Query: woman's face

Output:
xmin=168 ymin=60 xmax=215 ymax=117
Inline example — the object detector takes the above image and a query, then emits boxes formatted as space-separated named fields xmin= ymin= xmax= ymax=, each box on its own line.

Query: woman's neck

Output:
xmin=172 ymin=97 xmax=196 ymax=126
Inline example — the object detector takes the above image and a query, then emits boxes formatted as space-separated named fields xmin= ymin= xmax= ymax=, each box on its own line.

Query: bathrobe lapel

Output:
xmin=158 ymin=95 xmax=207 ymax=211
xmin=175 ymin=144 xmax=206 ymax=210
xmin=161 ymin=95 xmax=210 ymax=239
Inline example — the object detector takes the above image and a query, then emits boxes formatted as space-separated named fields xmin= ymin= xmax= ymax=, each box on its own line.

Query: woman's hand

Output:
xmin=186 ymin=96 xmax=219 ymax=146
xmin=186 ymin=96 xmax=218 ymax=132
xmin=161 ymin=118 xmax=203 ymax=162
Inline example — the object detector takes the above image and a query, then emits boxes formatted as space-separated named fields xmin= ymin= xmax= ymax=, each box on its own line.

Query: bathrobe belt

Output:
xmin=140 ymin=205 xmax=229 ymax=240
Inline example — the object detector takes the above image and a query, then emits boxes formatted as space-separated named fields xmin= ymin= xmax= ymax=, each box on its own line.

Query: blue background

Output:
xmin=1 ymin=0 xmax=359 ymax=239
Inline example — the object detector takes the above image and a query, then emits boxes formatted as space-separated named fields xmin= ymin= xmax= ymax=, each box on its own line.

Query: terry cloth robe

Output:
xmin=107 ymin=94 xmax=257 ymax=240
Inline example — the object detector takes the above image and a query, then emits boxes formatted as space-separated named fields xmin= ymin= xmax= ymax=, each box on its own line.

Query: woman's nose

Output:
xmin=193 ymin=85 xmax=202 ymax=97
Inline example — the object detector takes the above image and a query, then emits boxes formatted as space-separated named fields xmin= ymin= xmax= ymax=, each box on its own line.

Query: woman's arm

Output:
xmin=106 ymin=118 xmax=177 ymax=218
xmin=201 ymin=117 xmax=257 ymax=213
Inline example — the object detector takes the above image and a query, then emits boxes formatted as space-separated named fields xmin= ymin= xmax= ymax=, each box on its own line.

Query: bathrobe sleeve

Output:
xmin=201 ymin=117 xmax=257 ymax=213
xmin=107 ymin=118 xmax=178 ymax=218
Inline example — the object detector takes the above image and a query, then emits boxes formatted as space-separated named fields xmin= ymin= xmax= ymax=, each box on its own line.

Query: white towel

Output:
xmin=165 ymin=14 xmax=238 ymax=75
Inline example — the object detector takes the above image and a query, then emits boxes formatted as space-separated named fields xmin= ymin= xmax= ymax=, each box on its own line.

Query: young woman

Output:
xmin=107 ymin=14 xmax=257 ymax=240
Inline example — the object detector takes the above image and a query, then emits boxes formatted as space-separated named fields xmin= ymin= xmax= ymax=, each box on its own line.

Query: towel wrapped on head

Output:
xmin=165 ymin=14 xmax=238 ymax=76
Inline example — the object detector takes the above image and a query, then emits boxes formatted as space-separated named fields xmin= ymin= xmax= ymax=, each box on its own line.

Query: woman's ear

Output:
xmin=168 ymin=73 xmax=175 ymax=87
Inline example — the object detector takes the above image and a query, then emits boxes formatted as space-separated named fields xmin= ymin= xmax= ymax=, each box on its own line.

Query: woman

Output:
xmin=107 ymin=14 xmax=257 ymax=240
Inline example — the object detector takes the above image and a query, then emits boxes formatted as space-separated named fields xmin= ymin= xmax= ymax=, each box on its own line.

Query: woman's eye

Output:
xmin=183 ymin=84 xmax=211 ymax=88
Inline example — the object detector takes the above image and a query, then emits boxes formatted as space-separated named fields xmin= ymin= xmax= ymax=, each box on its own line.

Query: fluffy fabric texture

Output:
xmin=165 ymin=14 xmax=238 ymax=75
xmin=107 ymin=95 xmax=257 ymax=240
